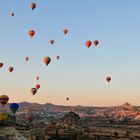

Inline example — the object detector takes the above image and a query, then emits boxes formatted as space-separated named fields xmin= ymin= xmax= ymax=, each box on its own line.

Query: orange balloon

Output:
xmin=93 ymin=40 xmax=99 ymax=46
xmin=63 ymin=29 xmax=68 ymax=35
xmin=28 ymin=30 xmax=35 ymax=37
xmin=43 ymin=57 xmax=51 ymax=65
xmin=29 ymin=3 xmax=36 ymax=10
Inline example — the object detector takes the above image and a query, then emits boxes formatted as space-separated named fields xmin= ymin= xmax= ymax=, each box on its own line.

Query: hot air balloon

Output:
xmin=0 ymin=112 xmax=8 ymax=121
xmin=56 ymin=56 xmax=60 ymax=60
xmin=8 ymin=66 xmax=14 ymax=72
xmin=66 ymin=97 xmax=69 ymax=101
xmin=10 ymin=13 xmax=14 ymax=17
xmin=25 ymin=56 xmax=29 ymax=61
xmin=28 ymin=30 xmax=35 ymax=38
xmin=29 ymin=3 xmax=36 ymax=10
xmin=50 ymin=40 xmax=54 ymax=44
xmin=9 ymin=103 xmax=19 ymax=114
xmin=35 ymin=84 xmax=40 ymax=89
xmin=31 ymin=88 xmax=37 ymax=95
xmin=0 ymin=63 xmax=3 ymax=68
xmin=43 ymin=57 xmax=51 ymax=65
xmin=26 ymin=114 xmax=34 ymax=122
xmin=0 ymin=95 xmax=9 ymax=106
xmin=36 ymin=76 xmax=39 ymax=80
xmin=93 ymin=40 xmax=99 ymax=46
xmin=63 ymin=29 xmax=68 ymax=35
xmin=85 ymin=40 xmax=91 ymax=48
xmin=106 ymin=76 xmax=111 ymax=83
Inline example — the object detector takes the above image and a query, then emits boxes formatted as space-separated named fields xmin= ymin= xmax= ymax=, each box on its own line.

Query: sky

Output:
xmin=0 ymin=0 xmax=140 ymax=106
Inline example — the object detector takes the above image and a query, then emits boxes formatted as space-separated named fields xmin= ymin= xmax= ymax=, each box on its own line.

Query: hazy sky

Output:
xmin=0 ymin=0 xmax=140 ymax=106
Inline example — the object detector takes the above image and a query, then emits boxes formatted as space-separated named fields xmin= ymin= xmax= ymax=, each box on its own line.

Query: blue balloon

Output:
xmin=9 ymin=103 xmax=19 ymax=114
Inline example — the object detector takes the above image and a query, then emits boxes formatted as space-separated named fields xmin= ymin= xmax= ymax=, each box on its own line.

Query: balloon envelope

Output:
xmin=25 ymin=56 xmax=29 ymax=61
xmin=10 ymin=13 xmax=14 ymax=16
xmin=10 ymin=103 xmax=19 ymax=114
xmin=63 ymin=29 xmax=68 ymax=35
xmin=0 ymin=112 xmax=8 ymax=121
xmin=0 ymin=63 xmax=3 ymax=68
xmin=50 ymin=40 xmax=54 ymax=44
xmin=35 ymin=84 xmax=40 ymax=89
xmin=56 ymin=56 xmax=60 ymax=60
xmin=29 ymin=3 xmax=36 ymax=10
xmin=0 ymin=95 xmax=9 ymax=106
xmin=36 ymin=76 xmax=39 ymax=80
xmin=93 ymin=40 xmax=99 ymax=46
xmin=8 ymin=67 xmax=14 ymax=72
xmin=85 ymin=41 xmax=91 ymax=48
xmin=43 ymin=57 xmax=51 ymax=65
xmin=28 ymin=30 xmax=35 ymax=37
xmin=31 ymin=88 xmax=37 ymax=95
xmin=106 ymin=76 xmax=111 ymax=82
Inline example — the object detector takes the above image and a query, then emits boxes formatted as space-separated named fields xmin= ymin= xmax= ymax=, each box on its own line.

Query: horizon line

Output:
xmin=4 ymin=101 xmax=139 ymax=108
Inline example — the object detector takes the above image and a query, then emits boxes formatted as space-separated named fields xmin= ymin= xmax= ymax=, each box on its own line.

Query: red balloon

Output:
xmin=85 ymin=40 xmax=91 ymax=48
xmin=25 ymin=56 xmax=29 ymax=61
xmin=0 ymin=63 xmax=3 ymax=68
xmin=35 ymin=84 xmax=40 ymax=89
xmin=106 ymin=76 xmax=111 ymax=83
xmin=50 ymin=40 xmax=54 ymax=44
xmin=31 ymin=88 xmax=37 ymax=95
xmin=36 ymin=76 xmax=39 ymax=80
xmin=8 ymin=67 xmax=14 ymax=72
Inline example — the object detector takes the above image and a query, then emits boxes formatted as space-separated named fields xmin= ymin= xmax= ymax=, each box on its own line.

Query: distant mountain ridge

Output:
xmin=1 ymin=101 xmax=139 ymax=109
xmin=1 ymin=102 xmax=140 ymax=121
xmin=0 ymin=101 xmax=139 ymax=112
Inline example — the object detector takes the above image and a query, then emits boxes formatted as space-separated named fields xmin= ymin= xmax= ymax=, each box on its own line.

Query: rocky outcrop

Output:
xmin=61 ymin=111 xmax=80 ymax=126
xmin=0 ymin=126 xmax=27 ymax=140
